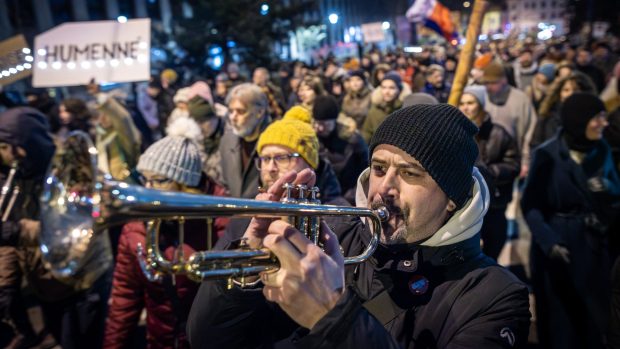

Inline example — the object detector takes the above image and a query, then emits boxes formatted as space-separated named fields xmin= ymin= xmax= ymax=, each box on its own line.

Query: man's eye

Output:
xmin=372 ymin=164 xmax=386 ymax=174
xmin=400 ymin=169 xmax=420 ymax=179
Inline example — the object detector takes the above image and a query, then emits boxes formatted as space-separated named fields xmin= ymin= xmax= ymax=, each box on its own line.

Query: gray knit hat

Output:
xmin=137 ymin=117 xmax=204 ymax=187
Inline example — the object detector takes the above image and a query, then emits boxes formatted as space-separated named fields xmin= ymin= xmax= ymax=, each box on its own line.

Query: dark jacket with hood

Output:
xmin=0 ymin=107 xmax=57 ymax=305
xmin=187 ymin=168 xmax=531 ymax=348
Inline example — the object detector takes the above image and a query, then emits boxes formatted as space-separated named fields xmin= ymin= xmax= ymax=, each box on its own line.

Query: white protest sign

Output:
xmin=361 ymin=22 xmax=386 ymax=43
xmin=33 ymin=19 xmax=150 ymax=87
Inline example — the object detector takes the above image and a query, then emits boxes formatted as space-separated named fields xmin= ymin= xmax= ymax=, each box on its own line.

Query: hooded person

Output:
xmin=187 ymin=104 xmax=531 ymax=349
xmin=522 ymin=93 xmax=620 ymax=349
xmin=0 ymin=107 xmax=111 ymax=348
xmin=341 ymin=69 xmax=373 ymax=128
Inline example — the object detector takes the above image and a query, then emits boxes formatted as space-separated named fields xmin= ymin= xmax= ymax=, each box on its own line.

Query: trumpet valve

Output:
xmin=281 ymin=183 xmax=297 ymax=204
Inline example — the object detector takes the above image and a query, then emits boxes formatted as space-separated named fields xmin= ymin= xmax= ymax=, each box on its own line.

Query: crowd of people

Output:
xmin=0 ymin=32 xmax=619 ymax=348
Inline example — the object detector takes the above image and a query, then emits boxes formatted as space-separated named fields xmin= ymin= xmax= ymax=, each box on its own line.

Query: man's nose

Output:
xmin=378 ymin=168 xmax=399 ymax=197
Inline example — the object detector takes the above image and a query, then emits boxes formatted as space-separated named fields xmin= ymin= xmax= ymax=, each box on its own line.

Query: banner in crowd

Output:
xmin=33 ymin=19 xmax=151 ymax=87
xmin=361 ymin=22 xmax=386 ymax=43
xmin=0 ymin=35 xmax=33 ymax=86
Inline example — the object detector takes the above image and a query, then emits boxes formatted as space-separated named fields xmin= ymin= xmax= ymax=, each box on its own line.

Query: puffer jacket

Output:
xmin=103 ymin=178 xmax=228 ymax=349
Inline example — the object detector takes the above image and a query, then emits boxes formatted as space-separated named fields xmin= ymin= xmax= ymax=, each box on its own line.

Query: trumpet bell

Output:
xmin=40 ymin=131 xmax=112 ymax=289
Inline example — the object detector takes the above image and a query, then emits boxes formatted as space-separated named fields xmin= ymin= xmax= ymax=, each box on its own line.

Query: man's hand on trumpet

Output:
xmin=241 ymin=169 xmax=316 ymax=249
xmin=241 ymin=169 xmax=346 ymax=330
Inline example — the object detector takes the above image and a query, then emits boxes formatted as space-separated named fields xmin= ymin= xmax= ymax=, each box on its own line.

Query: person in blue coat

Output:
xmin=521 ymin=92 xmax=620 ymax=349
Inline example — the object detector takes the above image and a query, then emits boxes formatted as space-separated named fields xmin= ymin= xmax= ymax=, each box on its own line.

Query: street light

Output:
xmin=382 ymin=21 xmax=390 ymax=30
xmin=260 ymin=3 xmax=269 ymax=15
xmin=463 ymin=1 xmax=471 ymax=8
xmin=117 ymin=15 xmax=128 ymax=23
xmin=328 ymin=13 xmax=339 ymax=24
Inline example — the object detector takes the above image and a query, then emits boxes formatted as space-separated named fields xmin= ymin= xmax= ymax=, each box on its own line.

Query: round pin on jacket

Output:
xmin=408 ymin=275 xmax=429 ymax=295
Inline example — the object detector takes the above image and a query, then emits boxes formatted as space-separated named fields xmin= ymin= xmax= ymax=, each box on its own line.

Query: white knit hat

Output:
xmin=137 ymin=117 xmax=204 ymax=187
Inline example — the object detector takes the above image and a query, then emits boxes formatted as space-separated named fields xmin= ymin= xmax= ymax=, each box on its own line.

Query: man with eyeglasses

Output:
xmin=218 ymin=118 xmax=348 ymax=249
xmin=219 ymin=83 xmax=271 ymax=199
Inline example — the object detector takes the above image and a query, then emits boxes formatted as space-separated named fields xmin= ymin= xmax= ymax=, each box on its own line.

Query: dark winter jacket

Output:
xmin=218 ymin=117 xmax=270 ymax=198
xmin=104 ymin=179 xmax=228 ymax=349
xmin=0 ymin=107 xmax=57 ymax=308
xmin=474 ymin=115 xmax=520 ymax=209
xmin=318 ymin=123 xmax=368 ymax=204
xmin=187 ymin=168 xmax=531 ymax=348
xmin=521 ymin=131 xmax=620 ymax=348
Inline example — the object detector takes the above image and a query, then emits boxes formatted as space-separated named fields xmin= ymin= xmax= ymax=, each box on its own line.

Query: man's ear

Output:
xmin=446 ymin=200 xmax=457 ymax=213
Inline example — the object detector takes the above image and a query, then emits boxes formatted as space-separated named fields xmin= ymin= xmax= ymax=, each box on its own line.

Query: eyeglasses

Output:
xmin=255 ymin=153 xmax=300 ymax=170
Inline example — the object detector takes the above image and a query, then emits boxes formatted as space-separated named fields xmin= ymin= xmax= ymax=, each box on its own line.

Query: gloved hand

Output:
xmin=549 ymin=244 xmax=571 ymax=264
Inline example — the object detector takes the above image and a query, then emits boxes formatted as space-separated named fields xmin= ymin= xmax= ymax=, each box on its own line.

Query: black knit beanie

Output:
xmin=560 ymin=92 xmax=606 ymax=152
xmin=368 ymin=104 xmax=479 ymax=208
xmin=313 ymin=95 xmax=340 ymax=121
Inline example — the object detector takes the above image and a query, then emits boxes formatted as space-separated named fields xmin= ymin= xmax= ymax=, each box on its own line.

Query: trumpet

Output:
xmin=40 ymin=131 xmax=388 ymax=287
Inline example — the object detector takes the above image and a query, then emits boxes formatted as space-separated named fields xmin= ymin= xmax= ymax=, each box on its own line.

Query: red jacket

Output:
xmin=104 ymin=180 xmax=228 ymax=349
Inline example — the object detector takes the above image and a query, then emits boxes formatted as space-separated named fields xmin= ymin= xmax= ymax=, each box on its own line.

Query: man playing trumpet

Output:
xmin=188 ymin=104 xmax=531 ymax=348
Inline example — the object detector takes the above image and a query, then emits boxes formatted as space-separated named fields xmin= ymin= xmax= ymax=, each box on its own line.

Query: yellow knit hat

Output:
xmin=257 ymin=119 xmax=319 ymax=169
xmin=283 ymin=105 xmax=312 ymax=124
xmin=161 ymin=69 xmax=178 ymax=84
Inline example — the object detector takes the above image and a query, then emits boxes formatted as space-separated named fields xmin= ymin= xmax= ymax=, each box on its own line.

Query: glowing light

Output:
xmin=25 ymin=55 xmax=33 ymax=62
xmin=2 ymin=71 xmax=9 ymax=77
xmin=404 ymin=46 xmax=423 ymax=53
xmin=51 ymin=61 xmax=62 ymax=70
xmin=117 ymin=15 xmax=128 ymax=23
xmin=95 ymin=60 xmax=105 ymax=68
xmin=81 ymin=61 xmax=91 ymax=69
xmin=382 ymin=21 xmax=390 ymax=30
xmin=138 ymin=41 xmax=148 ymax=49
xmin=110 ymin=59 xmax=119 ymax=67
xmin=464 ymin=1 xmax=471 ymax=8
xmin=8 ymin=68 xmax=17 ymax=74
xmin=16 ymin=65 xmax=24 ymax=71
xmin=23 ymin=62 xmax=31 ymax=69
xmin=260 ymin=3 xmax=269 ymax=15
xmin=67 ymin=62 xmax=76 ymax=69
xmin=37 ymin=48 xmax=46 ymax=56
xmin=124 ymin=57 xmax=133 ymax=65
xmin=328 ymin=13 xmax=339 ymax=24
xmin=22 ymin=48 xmax=31 ymax=54
xmin=137 ymin=54 xmax=147 ymax=63
xmin=37 ymin=61 xmax=47 ymax=69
